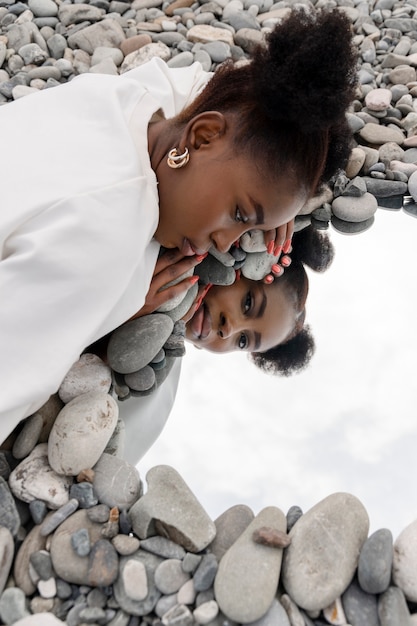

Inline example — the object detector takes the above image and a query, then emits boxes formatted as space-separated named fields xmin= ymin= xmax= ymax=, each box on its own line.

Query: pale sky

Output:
xmin=139 ymin=205 xmax=417 ymax=539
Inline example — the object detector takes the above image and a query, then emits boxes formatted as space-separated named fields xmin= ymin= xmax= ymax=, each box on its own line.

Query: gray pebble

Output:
xmin=358 ymin=529 xmax=393 ymax=594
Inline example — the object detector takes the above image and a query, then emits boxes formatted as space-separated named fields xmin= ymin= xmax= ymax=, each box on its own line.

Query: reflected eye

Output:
xmin=235 ymin=207 xmax=248 ymax=223
xmin=238 ymin=333 xmax=248 ymax=350
xmin=243 ymin=292 xmax=252 ymax=314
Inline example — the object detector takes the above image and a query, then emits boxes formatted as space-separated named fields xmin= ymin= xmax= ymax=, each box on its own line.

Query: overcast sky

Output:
xmin=139 ymin=205 xmax=417 ymax=539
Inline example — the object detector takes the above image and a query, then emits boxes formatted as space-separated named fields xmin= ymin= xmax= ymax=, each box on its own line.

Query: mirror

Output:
xmin=140 ymin=205 xmax=417 ymax=538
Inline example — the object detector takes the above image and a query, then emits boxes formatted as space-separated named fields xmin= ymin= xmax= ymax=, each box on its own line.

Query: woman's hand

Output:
xmin=130 ymin=248 xmax=206 ymax=320
xmin=263 ymin=219 xmax=294 ymax=258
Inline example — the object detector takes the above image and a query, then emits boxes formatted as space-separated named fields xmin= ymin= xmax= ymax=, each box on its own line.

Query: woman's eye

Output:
xmin=235 ymin=207 xmax=247 ymax=223
xmin=238 ymin=333 xmax=248 ymax=350
xmin=244 ymin=292 xmax=252 ymax=314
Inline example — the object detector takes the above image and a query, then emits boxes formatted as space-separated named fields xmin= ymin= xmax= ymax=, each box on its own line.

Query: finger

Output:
xmin=273 ymin=225 xmax=288 ymax=258
xmin=282 ymin=220 xmax=294 ymax=254
xmin=154 ymin=254 xmax=207 ymax=292
xmin=154 ymin=248 xmax=186 ymax=275
xmin=156 ymin=275 xmax=200 ymax=306
xmin=263 ymin=229 xmax=276 ymax=255
xmin=280 ymin=255 xmax=292 ymax=268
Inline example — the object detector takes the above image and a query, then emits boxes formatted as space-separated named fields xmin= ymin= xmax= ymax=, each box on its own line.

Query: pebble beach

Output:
xmin=2 ymin=0 xmax=417 ymax=624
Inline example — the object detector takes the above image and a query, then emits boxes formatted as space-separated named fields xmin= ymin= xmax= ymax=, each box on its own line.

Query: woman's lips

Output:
xmin=189 ymin=302 xmax=212 ymax=340
xmin=181 ymin=238 xmax=208 ymax=257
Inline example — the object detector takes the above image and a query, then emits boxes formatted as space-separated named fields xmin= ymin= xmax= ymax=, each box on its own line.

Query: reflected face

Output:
xmin=185 ymin=277 xmax=297 ymax=354
xmin=155 ymin=142 xmax=307 ymax=257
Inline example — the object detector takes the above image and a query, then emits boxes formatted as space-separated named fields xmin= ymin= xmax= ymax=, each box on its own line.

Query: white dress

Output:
xmin=0 ymin=58 xmax=210 ymax=444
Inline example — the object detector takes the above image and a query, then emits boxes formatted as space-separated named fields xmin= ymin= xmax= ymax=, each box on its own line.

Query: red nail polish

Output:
xmin=263 ymin=274 xmax=274 ymax=284
xmin=267 ymin=241 xmax=274 ymax=255
xmin=283 ymin=239 xmax=292 ymax=254
xmin=281 ymin=256 xmax=291 ymax=267
xmin=196 ymin=253 xmax=207 ymax=262
xmin=190 ymin=275 xmax=199 ymax=285
xmin=274 ymin=245 xmax=282 ymax=258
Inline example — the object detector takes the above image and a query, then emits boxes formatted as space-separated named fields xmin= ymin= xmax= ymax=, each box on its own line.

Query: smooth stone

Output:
xmin=331 ymin=216 xmax=375 ymax=235
xmin=36 ymin=394 xmax=64 ymax=444
xmin=323 ymin=597 xmax=347 ymax=625
xmin=193 ymin=600 xmax=219 ymax=625
xmin=358 ymin=528 xmax=393 ymax=594
xmin=342 ymin=578 xmax=379 ymax=626
xmin=129 ymin=465 xmax=216 ymax=553
xmin=407 ymin=169 xmax=417 ymax=202
xmin=365 ymin=88 xmax=392 ymax=110
xmin=87 ymin=503 xmax=110 ymax=523
xmin=71 ymin=527 xmax=91 ymax=557
xmin=28 ymin=0 xmax=58 ymax=17
xmin=113 ymin=549 xmax=163 ymax=616
xmin=214 ymin=506 xmax=286 ymax=623
xmin=69 ymin=481 xmax=98 ymax=509
xmin=87 ymin=539 xmax=119 ymax=586
xmin=178 ymin=578 xmax=196 ymax=605
xmin=49 ymin=509 xmax=104 ymax=585
xmin=0 ymin=476 xmax=20 ymax=537
xmin=58 ymin=3 xmax=103 ymax=26
xmin=193 ymin=553 xmax=218 ymax=592
xmin=91 ymin=45 xmax=123 ymax=66
xmin=393 ymin=517 xmax=417 ymax=601
xmin=358 ymin=123 xmax=405 ymax=145
xmin=154 ymin=558 xmax=190 ymax=594
xmin=331 ymin=192 xmax=378 ymax=222
xmin=167 ymin=50 xmax=194 ymax=67
xmin=13 ymin=615 xmax=66 ymax=626
xmin=378 ymin=142 xmax=404 ymax=165
xmin=388 ymin=65 xmax=416 ymax=84
xmin=182 ymin=552 xmax=202 ymax=574
xmin=120 ymin=42 xmax=171 ymax=72
xmin=140 ymin=536 xmax=186 ymax=559
xmin=362 ymin=177 xmax=407 ymax=197
xmin=165 ymin=282 xmax=198 ymax=322
xmin=13 ymin=516 xmax=50 ymax=595
xmin=58 ymin=353 xmax=112 ymax=403
xmin=9 ymin=444 xmax=72 ymax=509
xmin=0 ymin=588 xmax=30 ymax=624
xmin=0 ymin=527 xmax=14 ymax=595
xmin=187 ymin=24 xmax=234 ymax=46
xmin=345 ymin=147 xmax=366 ymax=178
xmin=18 ymin=43 xmax=47 ymax=65
xmin=200 ymin=40 xmax=231 ymax=62
xmin=241 ymin=250 xmax=278 ymax=280
xmin=279 ymin=594 xmax=305 ymax=626
xmin=112 ymin=534 xmax=140 ymax=556
xmin=161 ymin=603 xmax=194 ymax=625
xmin=124 ymin=365 xmax=156 ymax=391
xmin=378 ymin=586 xmax=411 ymax=625
xmin=92 ymin=452 xmax=141 ymax=509
xmin=239 ymin=229 xmax=266 ymax=253
xmin=120 ymin=33 xmax=152 ymax=55
xmin=107 ymin=314 xmax=174 ymax=374
xmin=29 ymin=549 xmax=53 ymax=580
xmin=48 ymin=392 xmax=118 ymax=476
xmin=156 ymin=266 xmax=194 ymax=312
xmin=122 ymin=559 xmax=148 ymax=601
xmin=209 ymin=504 xmax=254 ymax=561
xmin=244 ymin=598 xmax=290 ymax=626
xmin=104 ymin=416 xmax=125 ymax=458
xmin=12 ymin=412 xmax=43 ymax=459
xmin=281 ymin=493 xmax=369 ymax=612
xmin=40 ymin=498 xmax=80 ymax=537
xmin=196 ymin=254 xmax=236 ymax=286
xmin=67 ymin=19 xmax=126 ymax=55
xmin=27 ymin=66 xmax=61 ymax=81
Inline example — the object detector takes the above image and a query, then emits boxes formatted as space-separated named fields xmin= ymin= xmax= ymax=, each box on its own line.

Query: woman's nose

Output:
xmin=212 ymin=227 xmax=242 ymax=254
xmin=218 ymin=313 xmax=233 ymax=339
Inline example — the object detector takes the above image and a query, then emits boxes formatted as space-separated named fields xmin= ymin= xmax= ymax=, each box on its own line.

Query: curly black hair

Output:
xmin=249 ymin=225 xmax=334 ymax=376
xmin=176 ymin=7 xmax=357 ymax=196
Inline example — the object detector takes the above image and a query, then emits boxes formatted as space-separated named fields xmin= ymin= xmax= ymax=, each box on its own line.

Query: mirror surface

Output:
xmin=140 ymin=206 xmax=417 ymax=537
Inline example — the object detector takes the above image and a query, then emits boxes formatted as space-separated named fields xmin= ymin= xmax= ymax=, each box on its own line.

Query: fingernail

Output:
xmin=196 ymin=253 xmax=208 ymax=262
xmin=281 ymin=255 xmax=291 ymax=267
xmin=267 ymin=241 xmax=274 ymax=255
xmin=190 ymin=275 xmax=199 ymax=285
xmin=263 ymin=274 xmax=274 ymax=284
xmin=283 ymin=239 xmax=292 ymax=254
xmin=271 ymin=264 xmax=282 ymax=274
xmin=273 ymin=244 xmax=282 ymax=258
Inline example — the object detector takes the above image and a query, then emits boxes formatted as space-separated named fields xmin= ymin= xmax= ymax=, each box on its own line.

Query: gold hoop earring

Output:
xmin=167 ymin=147 xmax=190 ymax=169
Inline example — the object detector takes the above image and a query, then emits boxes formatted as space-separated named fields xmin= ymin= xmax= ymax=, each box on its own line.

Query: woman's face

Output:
xmin=154 ymin=133 xmax=307 ymax=257
xmin=185 ymin=277 xmax=297 ymax=354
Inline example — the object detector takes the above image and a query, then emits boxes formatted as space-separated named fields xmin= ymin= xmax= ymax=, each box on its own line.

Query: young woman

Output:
xmin=0 ymin=8 xmax=356 ymax=442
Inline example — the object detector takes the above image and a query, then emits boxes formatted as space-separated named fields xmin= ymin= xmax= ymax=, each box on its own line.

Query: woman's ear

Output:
xmin=184 ymin=111 xmax=228 ymax=151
